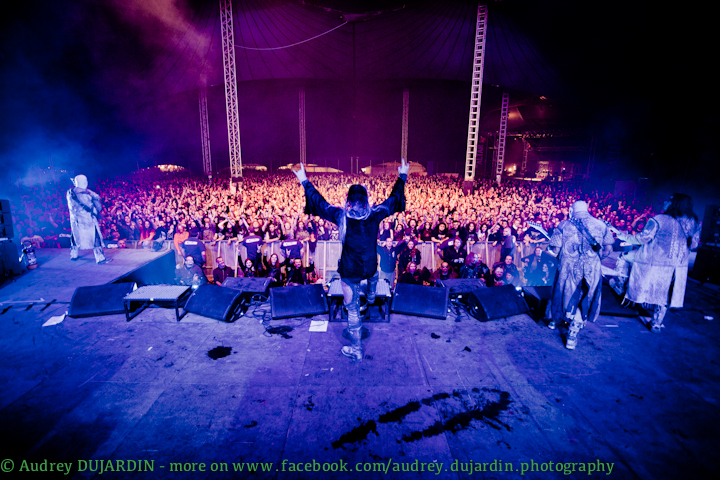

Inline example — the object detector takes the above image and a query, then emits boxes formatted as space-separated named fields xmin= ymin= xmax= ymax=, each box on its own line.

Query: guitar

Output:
xmin=527 ymin=221 xmax=551 ymax=240
xmin=68 ymin=178 xmax=103 ymax=219
xmin=602 ymin=220 xmax=625 ymax=238
xmin=602 ymin=220 xmax=640 ymax=252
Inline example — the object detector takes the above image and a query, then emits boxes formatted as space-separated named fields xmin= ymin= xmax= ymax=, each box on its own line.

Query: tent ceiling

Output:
xmin=142 ymin=0 xmax=569 ymax=103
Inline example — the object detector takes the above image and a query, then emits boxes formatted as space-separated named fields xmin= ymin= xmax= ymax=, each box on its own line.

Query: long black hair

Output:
xmin=665 ymin=193 xmax=698 ymax=222
xmin=339 ymin=184 xmax=371 ymax=243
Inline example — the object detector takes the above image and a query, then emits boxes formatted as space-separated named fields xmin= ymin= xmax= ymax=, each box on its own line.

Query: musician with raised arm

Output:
xmin=293 ymin=159 xmax=409 ymax=361
xmin=67 ymin=174 xmax=111 ymax=264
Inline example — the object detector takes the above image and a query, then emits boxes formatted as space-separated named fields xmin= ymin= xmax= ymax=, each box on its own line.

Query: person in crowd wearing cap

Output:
xmin=294 ymin=158 xmax=408 ymax=361
xmin=547 ymin=200 xmax=614 ymax=350
xmin=66 ymin=174 xmax=111 ymax=264
xmin=620 ymin=193 xmax=700 ymax=333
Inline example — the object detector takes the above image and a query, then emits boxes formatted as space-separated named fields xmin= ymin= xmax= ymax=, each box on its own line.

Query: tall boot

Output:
xmin=651 ymin=304 xmax=667 ymax=333
xmin=566 ymin=316 xmax=583 ymax=350
xmin=341 ymin=304 xmax=363 ymax=361
xmin=94 ymin=247 xmax=111 ymax=264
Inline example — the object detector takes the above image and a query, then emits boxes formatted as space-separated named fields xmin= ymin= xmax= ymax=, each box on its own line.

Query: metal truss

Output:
xmin=199 ymin=87 xmax=212 ymax=177
xmin=299 ymin=86 xmax=306 ymax=165
xmin=495 ymin=92 xmax=509 ymax=184
xmin=463 ymin=4 xmax=488 ymax=182
xmin=220 ymin=0 xmax=242 ymax=177
xmin=401 ymin=88 xmax=409 ymax=161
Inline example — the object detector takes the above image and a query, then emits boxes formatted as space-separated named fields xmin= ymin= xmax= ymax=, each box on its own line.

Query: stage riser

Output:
xmin=111 ymin=250 xmax=177 ymax=286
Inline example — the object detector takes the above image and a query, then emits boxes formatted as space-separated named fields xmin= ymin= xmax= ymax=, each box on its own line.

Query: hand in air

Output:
xmin=293 ymin=163 xmax=307 ymax=183
xmin=398 ymin=158 xmax=409 ymax=175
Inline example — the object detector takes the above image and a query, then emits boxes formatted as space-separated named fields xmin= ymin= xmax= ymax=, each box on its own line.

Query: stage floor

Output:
xmin=0 ymin=247 xmax=169 ymax=303
xmin=1 ymin=249 xmax=719 ymax=479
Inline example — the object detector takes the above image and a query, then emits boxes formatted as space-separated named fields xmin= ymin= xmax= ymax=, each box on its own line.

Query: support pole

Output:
xmin=463 ymin=4 xmax=488 ymax=194
xmin=401 ymin=88 xmax=409 ymax=163
xmin=199 ymin=87 xmax=212 ymax=179
xmin=495 ymin=92 xmax=509 ymax=184
xmin=299 ymin=86 xmax=306 ymax=166
xmin=220 ymin=0 xmax=242 ymax=177
xmin=521 ymin=136 xmax=529 ymax=177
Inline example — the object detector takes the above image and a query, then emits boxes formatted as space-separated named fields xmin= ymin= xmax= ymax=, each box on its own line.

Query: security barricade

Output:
xmin=202 ymin=239 xmax=549 ymax=286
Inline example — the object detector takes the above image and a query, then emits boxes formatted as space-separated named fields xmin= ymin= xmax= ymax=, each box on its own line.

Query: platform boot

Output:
xmin=651 ymin=304 xmax=667 ymax=333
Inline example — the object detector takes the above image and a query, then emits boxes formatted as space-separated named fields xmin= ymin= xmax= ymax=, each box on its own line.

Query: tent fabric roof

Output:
xmin=141 ymin=0 xmax=569 ymax=103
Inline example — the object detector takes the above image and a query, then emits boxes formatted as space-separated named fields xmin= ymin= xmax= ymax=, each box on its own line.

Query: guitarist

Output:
xmin=547 ymin=201 xmax=614 ymax=350
xmin=67 ymin=174 xmax=111 ymax=264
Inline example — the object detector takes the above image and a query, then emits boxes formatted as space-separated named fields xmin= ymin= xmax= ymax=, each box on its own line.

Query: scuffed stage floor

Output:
xmin=1 ymin=249 xmax=719 ymax=479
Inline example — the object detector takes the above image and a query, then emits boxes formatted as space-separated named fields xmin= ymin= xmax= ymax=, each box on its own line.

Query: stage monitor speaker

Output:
xmin=1 ymin=240 xmax=23 ymax=276
xmin=467 ymin=284 xmax=529 ymax=321
xmin=69 ymin=282 xmax=137 ymax=318
xmin=522 ymin=286 xmax=552 ymax=320
xmin=184 ymin=284 xmax=243 ymax=322
xmin=701 ymin=205 xmax=720 ymax=245
xmin=436 ymin=278 xmax=486 ymax=295
xmin=691 ymin=245 xmax=720 ymax=285
xmin=0 ymin=199 xmax=13 ymax=239
xmin=222 ymin=277 xmax=271 ymax=296
xmin=391 ymin=283 xmax=449 ymax=319
xmin=112 ymin=250 xmax=177 ymax=286
xmin=270 ymin=284 xmax=328 ymax=319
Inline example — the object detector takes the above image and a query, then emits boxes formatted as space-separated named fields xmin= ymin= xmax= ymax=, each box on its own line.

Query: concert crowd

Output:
xmin=13 ymin=170 xmax=655 ymax=288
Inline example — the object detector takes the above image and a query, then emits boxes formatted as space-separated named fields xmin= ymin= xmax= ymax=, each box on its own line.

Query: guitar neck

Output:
xmin=603 ymin=221 xmax=622 ymax=236
xmin=527 ymin=222 xmax=550 ymax=240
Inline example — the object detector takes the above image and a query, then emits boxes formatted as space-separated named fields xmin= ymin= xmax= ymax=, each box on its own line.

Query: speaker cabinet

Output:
xmin=69 ymin=283 xmax=137 ymax=318
xmin=391 ymin=283 xmax=449 ymax=319
xmin=222 ymin=277 xmax=271 ymax=296
xmin=436 ymin=278 xmax=486 ymax=295
xmin=700 ymin=205 xmax=720 ymax=245
xmin=270 ymin=284 xmax=328 ymax=319
xmin=0 ymin=199 xmax=13 ymax=239
xmin=522 ymin=286 xmax=552 ymax=320
xmin=184 ymin=284 xmax=244 ymax=322
xmin=1 ymin=240 xmax=22 ymax=277
xmin=692 ymin=246 xmax=720 ymax=285
xmin=467 ymin=284 xmax=529 ymax=321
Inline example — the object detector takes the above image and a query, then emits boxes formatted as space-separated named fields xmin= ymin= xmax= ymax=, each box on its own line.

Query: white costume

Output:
xmin=67 ymin=175 xmax=108 ymax=264
xmin=624 ymin=214 xmax=699 ymax=331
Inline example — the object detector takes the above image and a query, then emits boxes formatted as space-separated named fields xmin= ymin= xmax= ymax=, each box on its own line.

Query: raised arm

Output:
xmin=293 ymin=163 xmax=343 ymax=225
xmin=375 ymin=158 xmax=409 ymax=219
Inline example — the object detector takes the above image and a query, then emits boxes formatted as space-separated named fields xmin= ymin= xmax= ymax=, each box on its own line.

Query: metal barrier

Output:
xmin=199 ymin=239 xmax=550 ymax=283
